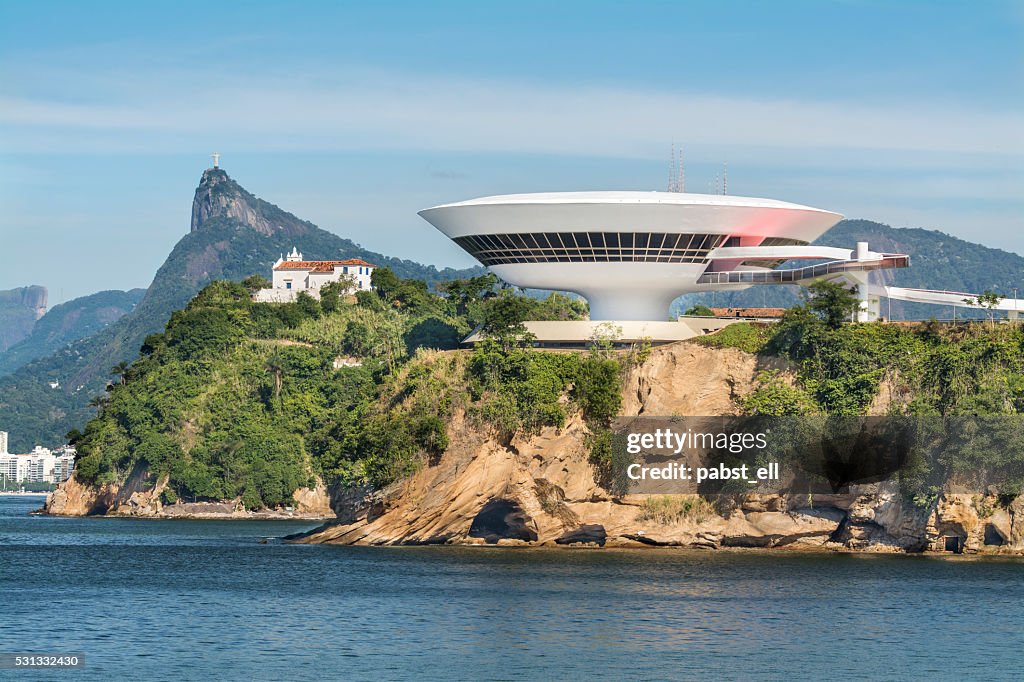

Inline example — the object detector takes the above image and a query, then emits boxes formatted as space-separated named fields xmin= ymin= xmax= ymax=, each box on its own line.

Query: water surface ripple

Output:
xmin=2 ymin=496 xmax=1022 ymax=680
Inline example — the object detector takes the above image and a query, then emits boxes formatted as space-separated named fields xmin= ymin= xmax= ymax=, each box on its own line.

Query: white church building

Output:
xmin=253 ymin=248 xmax=376 ymax=302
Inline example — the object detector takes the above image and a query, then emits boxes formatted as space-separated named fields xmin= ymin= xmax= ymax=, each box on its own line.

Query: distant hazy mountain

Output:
xmin=0 ymin=168 xmax=483 ymax=451
xmin=0 ymin=289 xmax=146 ymax=377
xmin=0 ymin=285 xmax=47 ymax=352
xmin=676 ymin=219 xmax=1024 ymax=318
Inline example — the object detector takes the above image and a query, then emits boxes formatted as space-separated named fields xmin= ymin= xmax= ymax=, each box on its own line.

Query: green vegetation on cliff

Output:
xmin=694 ymin=283 xmax=1024 ymax=501
xmin=701 ymin=282 xmax=1024 ymax=418
xmin=69 ymin=271 xmax=607 ymax=509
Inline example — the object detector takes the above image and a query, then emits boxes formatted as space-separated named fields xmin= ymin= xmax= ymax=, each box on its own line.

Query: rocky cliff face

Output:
xmin=43 ymin=472 xmax=118 ymax=516
xmin=44 ymin=472 xmax=333 ymax=520
xmin=296 ymin=343 xmax=1024 ymax=553
xmin=297 ymin=344 xmax=844 ymax=548
xmin=0 ymin=285 xmax=47 ymax=352
xmin=191 ymin=168 xmax=309 ymax=236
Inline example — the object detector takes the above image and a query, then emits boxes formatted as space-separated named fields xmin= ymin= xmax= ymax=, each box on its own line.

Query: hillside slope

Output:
xmin=0 ymin=285 xmax=47 ymax=352
xmin=0 ymin=289 xmax=145 ymax=377
xmin=0 ymin=168 xmax=482 ymax=451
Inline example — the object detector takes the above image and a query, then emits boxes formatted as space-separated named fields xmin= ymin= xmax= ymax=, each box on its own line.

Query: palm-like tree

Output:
xmin=111 ymin=361 xmax=131 ymax=385
xmin=264 ymin=353 xmax=284 ymax=405
xmin=87 ymin=394 xmax=108 ymax=415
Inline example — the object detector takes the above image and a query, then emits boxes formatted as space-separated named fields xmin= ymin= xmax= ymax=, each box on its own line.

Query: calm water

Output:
xmin=2 ymin=495 xmax=1023 ymax=681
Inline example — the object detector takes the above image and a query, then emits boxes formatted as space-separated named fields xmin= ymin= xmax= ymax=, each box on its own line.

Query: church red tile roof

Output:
xmin=274 ymin=258 xmax=375 ymax=272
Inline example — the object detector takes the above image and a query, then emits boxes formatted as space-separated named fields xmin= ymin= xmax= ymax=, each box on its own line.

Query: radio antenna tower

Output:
xmin=666 ymin=144 xmax=687 ymax=192
xmin=722 ymin=161 xmax=728 ymax=195
xmin=667 ymin=143 xmax=676 ymax=192
xmin=677 ymin=148 xmax=685 ymax=193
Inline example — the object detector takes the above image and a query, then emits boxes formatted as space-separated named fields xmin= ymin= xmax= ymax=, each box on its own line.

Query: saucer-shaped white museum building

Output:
xmin=418 ymin=191 xmax=899 ymax=321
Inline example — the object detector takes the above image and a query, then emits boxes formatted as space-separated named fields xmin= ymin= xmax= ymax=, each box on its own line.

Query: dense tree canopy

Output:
xmin=70 ymin=273 xmax=602 ymax=508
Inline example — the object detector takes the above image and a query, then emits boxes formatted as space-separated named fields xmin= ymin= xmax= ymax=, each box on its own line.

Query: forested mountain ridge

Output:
xmin=0 ymin=289 xmax=145 ymax=377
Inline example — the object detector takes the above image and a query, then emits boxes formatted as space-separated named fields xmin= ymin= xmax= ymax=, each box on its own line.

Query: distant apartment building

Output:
xmin=0 ymin=452 xmax=23 ymax=482
xmin=253 ymin=247 xmax=376 ymax=303
xmin=25 ymin=447 xmax=55 ymax=483
xmin=53 ymin=446 xmax=77 ymax=483
xmin=0 ymin=430 xmax=7 ymax=455
xmin=0 ymin=442 xmax=75 ymax=484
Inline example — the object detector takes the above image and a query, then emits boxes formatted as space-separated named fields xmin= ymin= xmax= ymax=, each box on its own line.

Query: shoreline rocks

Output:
xmin=42 ymin=472 xmax=334 ymax=521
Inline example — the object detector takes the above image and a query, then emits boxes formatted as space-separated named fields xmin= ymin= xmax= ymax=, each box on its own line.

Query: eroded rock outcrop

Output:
xmin=621 ymin=343 xmax=788 ymax=417
xmin=190 ymin=167 xmax=318 ymax=239
xmin=43 ymin=336 xmax=1024 ymax=551
xmin=0 ymin=284 xmax=47 ymax=353
xmin=296 ymin=343 xmax=855 ymax=548
xmin=296 ymin=342 xmax=1024 ymax=553
xmin=43 ymin=471 xmax=333 ymax=520
xmin=44 ymin=473 xmax=119 ymax=516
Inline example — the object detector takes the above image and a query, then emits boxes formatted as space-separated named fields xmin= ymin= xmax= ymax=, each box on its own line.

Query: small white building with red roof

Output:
xmin=253 ymin=247 xmax=376 ymax=302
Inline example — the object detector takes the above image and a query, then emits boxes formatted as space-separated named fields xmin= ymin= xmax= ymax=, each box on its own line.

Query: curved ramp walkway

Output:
xmin=868 ymin=284 xmax=1022 ymax=318
xmin=697 ymin=254 xmax=909 ymax=286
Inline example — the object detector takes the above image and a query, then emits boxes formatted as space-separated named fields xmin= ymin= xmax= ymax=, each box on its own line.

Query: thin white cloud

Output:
xmin=1 ymin=66 xmax=1022 ymax=160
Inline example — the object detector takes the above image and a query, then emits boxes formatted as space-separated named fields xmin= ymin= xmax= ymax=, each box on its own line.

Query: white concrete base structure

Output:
xmin=490 ymin=262 xmax=719 ymax=321
xmin=462 ymin=318 xmax=751 ymax=347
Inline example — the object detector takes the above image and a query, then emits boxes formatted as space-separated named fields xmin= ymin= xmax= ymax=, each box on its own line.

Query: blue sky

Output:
xmin=1 ymin=0 xmax=1022 ymax=301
